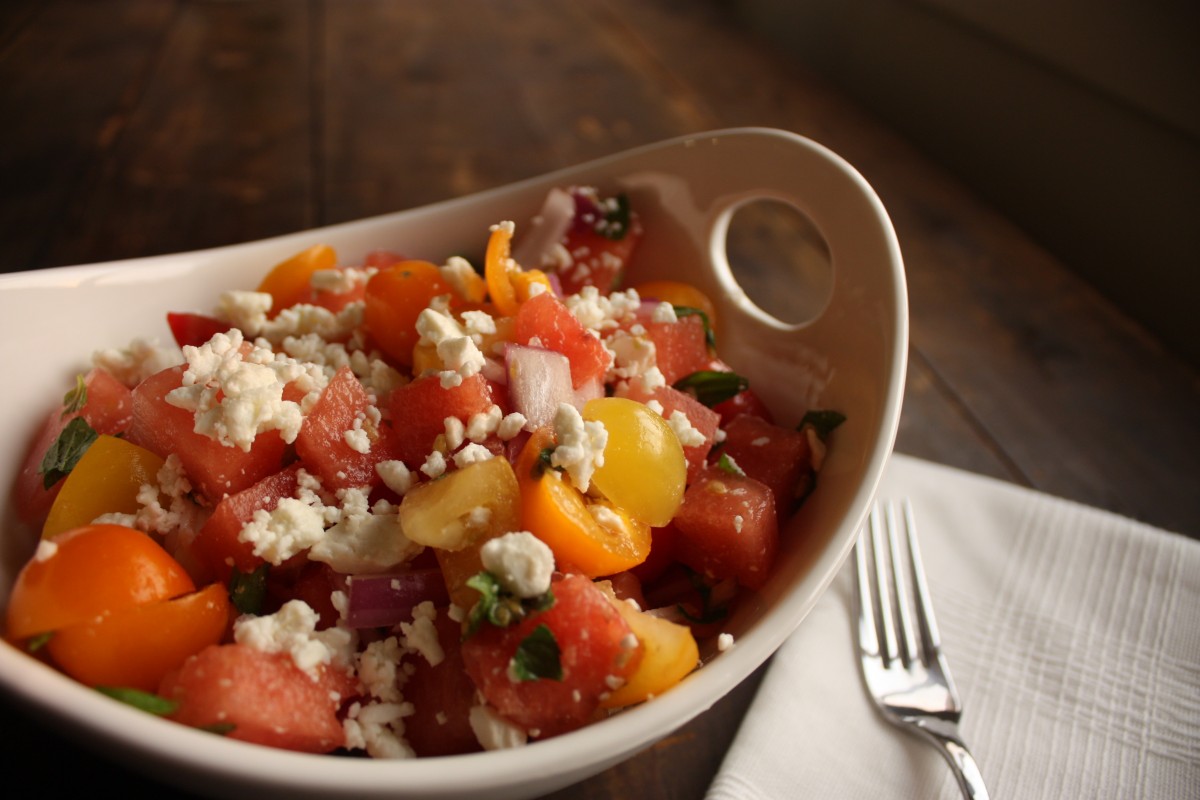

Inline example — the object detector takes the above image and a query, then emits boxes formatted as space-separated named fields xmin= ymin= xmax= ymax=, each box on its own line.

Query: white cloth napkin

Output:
xmin=707 ymin=454 xmax=1200 ymax=800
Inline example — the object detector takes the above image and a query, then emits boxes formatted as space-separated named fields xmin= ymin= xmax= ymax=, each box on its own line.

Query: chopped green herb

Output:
xmin=39 ymin=416 xmax=99 ymax=489
xmin=798 ymin=409 xmax=846 ymax=440
xmin=676 ymin=567 xmax=730 ymax=624
xmin=672 ymin=370 xmax=749 ymax=408
xmin=25 ymin=631 xmax=54 ymax=652
xmin=510 ymin=624 xmax=562 ymax=681
xmin=715 ymin=452 xmax=746 ymax=478
xmin=229 ymin=564 xmax=269 ymax=615
xmin=464 ymin=571 xmax=555 ymax=638
xmin=672 ymin=306 xmax=717 ymax=350
xmin=536 ymin=446 xmax=558 ymax=476
xmin=598 ymin=193 xmax=632 ymax=241
xmin=96 ymin=686 xmax=179 ymax=717
xmin=61 ymin=374 xmax=88 ymax=417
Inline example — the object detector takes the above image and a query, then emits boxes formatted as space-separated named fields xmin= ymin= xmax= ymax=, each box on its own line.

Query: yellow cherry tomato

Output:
xmin=598 ymin=583 xmax=699 ymax=709
xmin=42 ymin=435 xmax=165 ymax=539
xmin=583 ymin=397 xmax=686 ymax=527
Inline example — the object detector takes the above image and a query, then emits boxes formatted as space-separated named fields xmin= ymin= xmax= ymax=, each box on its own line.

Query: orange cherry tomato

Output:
xmin=364 ymin=260 xmax=451 ymax=366
xmin=256 ymin=244 xmax=338 ymax=316
xmin=515 ymin=428 xmax=651 ymax=578
xmin=47 ymin=583 xmax=231 ymax=691
xmin=485 ymin=223 xmax=552 ymax=317
xmin=6 ymin=524 xmax=195 ymax=640
xmin=632 ymin=280 xmax=719 ymax=332
xmin=42 ymin=435 xmax=165 ymax=540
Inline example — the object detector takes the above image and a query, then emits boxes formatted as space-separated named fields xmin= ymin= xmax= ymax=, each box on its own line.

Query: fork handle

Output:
xmin=912 ymin=718 xmax=990 ymax=800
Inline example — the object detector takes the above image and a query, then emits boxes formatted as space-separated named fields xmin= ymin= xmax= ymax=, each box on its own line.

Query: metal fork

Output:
xmin=854 ymin=499 xmax=990 ymax=799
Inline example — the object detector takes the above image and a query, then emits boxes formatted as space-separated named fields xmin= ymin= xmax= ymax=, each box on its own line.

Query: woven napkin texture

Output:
xmin=706 ymin=454 xmax=1200 ymax=800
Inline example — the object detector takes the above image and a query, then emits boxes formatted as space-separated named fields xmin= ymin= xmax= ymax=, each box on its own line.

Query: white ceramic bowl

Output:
xmin=0 ymin=128 xmax=906 ymax=799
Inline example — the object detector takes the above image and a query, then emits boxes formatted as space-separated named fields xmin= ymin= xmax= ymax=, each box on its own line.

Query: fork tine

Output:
xmin=868 ymin=503 xmax=899 ymax=665
xmin=886 ymin=501 xmax=920 ymax=667
xmin=902 ymin=499 xmax=942 ymax=659
xmin=854 ymin=522 xmax=880 ymax=658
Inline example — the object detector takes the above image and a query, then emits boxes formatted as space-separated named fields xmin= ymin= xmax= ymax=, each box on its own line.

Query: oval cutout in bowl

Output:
xmin=723 ymin=197 xmax=833 ymax=327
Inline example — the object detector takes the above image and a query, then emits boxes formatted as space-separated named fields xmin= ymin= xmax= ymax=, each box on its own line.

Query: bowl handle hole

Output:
xmin=723 ymin=198 xmax=834 ymax=327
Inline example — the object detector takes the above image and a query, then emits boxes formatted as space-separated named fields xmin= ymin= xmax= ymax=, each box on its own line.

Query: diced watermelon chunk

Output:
xmin=194 ymin=464 xmax=302 ymax=582
xmin=166 ymin=312 xmax=230 ymax=349
xmin=633 ymin=311 xmax=710 ymax=385
xmin=403 ymin=610 xmax=481 ymax=757
xmin=461 ymin=574 xmax=642 ymax=738
xmin=387 ymin=373 xmax=500 ymax=467
xmin=672 ymin=469 xmax=779 ymax=590
xmin=296 ymin=365 xmax=399 ymax=491
xmin=554 ymin=190 xmax=642 ymax=295
xmin=126 ymin=364 xmax=287 ymax=504
xmin=718 ymin=414 xmax=813 ymax=513
xmin=620 ymin=381 xmax=719 ymax=484
xmin=160 ymin=643 xmax=355 ymax=754
xmin=514 ymin=292 xmax=611 ymax=389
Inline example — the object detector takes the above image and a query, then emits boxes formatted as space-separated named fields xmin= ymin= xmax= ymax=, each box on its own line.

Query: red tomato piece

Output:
xmin=403 ymin=611 xmax=481 ymax=757
xmin=295 ymin=365 xmax=399 ymax=491
xmin=514 ymin=292 xmax=611 ymax=389
xmin=461 ymin=574 xmax=642 ymax=738
xmin=14 ymin=369 xmax=134 ymax=526
xmin=193 ymin=464 xmax=302 ymax=582
xmin=166 ymin=312 xmax=230 ymax=349
xmin=387 ymin=373 xmax=499 ymax=467
xmin=160 ymin=643 xmax=355 ymax=754
xmin=671 ymin=469 xmax=779 ymax=590
xmin=718 ymin=414 xmax=813 ymax=513
xmin=126 ymin=364 xmax=287 ymax=504
xmin=620 ymin=381 xmax=720 ymax=484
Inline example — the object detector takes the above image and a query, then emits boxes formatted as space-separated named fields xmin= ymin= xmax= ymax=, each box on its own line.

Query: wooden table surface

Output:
xmin=2 ymin=2 xmax=1197 ymax=798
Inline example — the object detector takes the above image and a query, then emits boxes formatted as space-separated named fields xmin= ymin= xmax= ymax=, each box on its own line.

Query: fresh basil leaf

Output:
xmin=715 ymin=452 xmax=746 ymax=478
xmin=39 ymin=416 xmax=99 ymax=489
xmin=798 ymin=409 xmax=846 ymax=440
xmin=510 ymin=624 xmax=562 ymax=681
xmin=25 ymin=631 xmax=54 ymax=653
xmin=672 ymin=370 xmax=749 ymax=407
xmin=61 ymin=374 xmax=88 ymax=417
xmin=96 ymin=686 xmax=179 ymax=717
xmin=672 ymin=306 xmax=717 ymax=350
xmin=464 ymin=572 xmax=556 ymax=638
xmin=598 ymin=193 xmax=631 ymax=241
xmin=229 ymin=564 xmax=269 ymax=615
xmin=465 ymin=572 xmax=504 ymax=636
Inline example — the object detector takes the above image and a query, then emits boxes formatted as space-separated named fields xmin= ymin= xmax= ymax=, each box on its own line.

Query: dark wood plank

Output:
xmin=0 ymin=0 xmax=176 ymax=272
xmin=39 ymin=0 xmax=315 ymax=267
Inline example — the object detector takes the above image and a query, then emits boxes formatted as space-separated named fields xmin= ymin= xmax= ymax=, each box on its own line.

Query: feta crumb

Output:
xmin=33 ymin=539 xmax=59 ymax=562
xmin=376 ymin=460 xmax=414 ymax=496
xmin=588 ymin=504 xmax=625 ymax=534
xmin=453 ymin=442 xmax=495 ymax=469
xmin=497 ymin=412 xmax=527 ymax=440
xmin=717 ymin=632 xmax=736 ymax=652
xmin=421 ymin=450 xmax=447 ymax=479
xmin=469 ymin=704 xmax=527 ymax=750
xmin=343 ymin=700 xmax=416 ymax=759
xmin=480 ymin=531 xmax=555 ymax=598
xmin=651 ymin=302 xmax=678 ymax=323
xmin=443 ymin=415 xmax=466 ymax=450
xmin=640 ymin=366 xmax=667 ymax=391
xmin=233 ymin=600 xmax=355 ymax=678
xmin=440 ymin=256 xmax=480 ymax=301
xmin=92 ymin=337 xmax=183 ymax=388
xmin=358 ymin=636 xmax=405 ymax=702
xmin=751 ymin=436 xmax=771 ymax=447
xmin=550 ymin=403 xmax=607 ymax=492
xmin=238 ymin=497 xmax=326 ymax=564
xmin=668 ymin=410 xmax=707 ymax=447
xmin=733 ymin=514 xmax=744 ymax=533
xmin=400 ymin=601 xmax=444 ymax=667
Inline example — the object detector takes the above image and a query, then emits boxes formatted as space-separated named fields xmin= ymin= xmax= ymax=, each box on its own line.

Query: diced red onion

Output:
xmin=480 ymin=355 xmax=507 ymax=385
xmin=511 ymin=187 xmax=575 ymax=271
xmin=345 ymin=568 xmax=448 ymax=629
xmin=506 ymin=344 xmax=574 ymax=429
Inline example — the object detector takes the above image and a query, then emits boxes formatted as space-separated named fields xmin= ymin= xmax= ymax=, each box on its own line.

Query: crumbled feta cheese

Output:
xmin=443 ymin=416 xmax=466 ymax=450
xmin=480 ymin=531 xmax=555 ymax=598
xmin=718 ymin=633 xmax=735 ymax=652
xmin=416 ymin=305 xmax=486 ymax=388
xmin=469 ymin=704 xmax=527 ymax=750
xmin=668 ymin=410 xmax=707 ymax=447
xmin=588 ymin=505 xmax=625 ymax=534
xmin=606 ymin=330 xmax=657 ymax=382
xmin=233 ymin=600 xmax=356 ymax=678
xmin=497 ymin=412 xmax=527 ymax=440
xmin=465 ymin=404 xmax=503 ymax=442
xmin=646 ymin=399 xmax=665 ymax=416
xmin=92 ymin=337 xmax=183 ymax=388
xmin=651 ymin=302 xmax=678 ymax=323
xmin=564 ymin=286 xmax=641 ymax=332
xmin=420 ymin=450 xmax=447 ymax=479
xmin=358 ymin=636 xmax=405 ymax=703
xmin=308 ymin=490 xmax=420 ymax=573
xmin=439 ymin=256 xmax=479 ymax=301
xmin=640 ymin=366 xmax=667 ymax=392
xmin=239 ymin=496 xmax=325 ymax=563
xmin=33 ymin=539 xmax=58 ymax=563
xmin=733 ymin=515 xmax=744 ymax=533
xmin=400 ymin=601 xmax=444 ymax=667
xmin=550 ymin=403 xmax=607 ymax=492
xmin=376 ymin=460 xmax=414 ymax=496
xmin=343 ymin=700 xmax=416 ymax=759
xmin=215 ymin=290 xmax=272 ymax=335
xmin=453 ymin=442 xmax=495 ymax=469
xmin=751 ymin=436 xmax=771 ymax=447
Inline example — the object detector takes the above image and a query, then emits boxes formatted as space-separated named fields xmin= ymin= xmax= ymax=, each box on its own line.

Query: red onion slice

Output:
xmin=345 ymin=568 xmax=448 ymax=629
xmin=512 ymin=187 xmax=575 ymax=271
xmin=506 ymin=344 xmax=574 ymax=429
